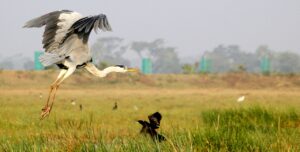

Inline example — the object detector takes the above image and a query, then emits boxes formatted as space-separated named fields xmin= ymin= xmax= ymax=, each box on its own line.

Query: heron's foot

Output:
xmin=41 ymin=105 xmax=52 ymax=120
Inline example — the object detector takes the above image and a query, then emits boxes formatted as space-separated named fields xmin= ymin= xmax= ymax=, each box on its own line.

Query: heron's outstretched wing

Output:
xmin=66 ymin=14 xmax=112 ymax=43
xmin=23 ymin=10 xmax=82 ymax=53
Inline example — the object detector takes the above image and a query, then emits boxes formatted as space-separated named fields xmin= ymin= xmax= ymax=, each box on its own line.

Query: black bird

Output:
xmin=112 ymin=102 xmax=118 ymax=110
xmin=79 ymin=104 xmax=83 ymax=111
xmin=137 ymin=112 xmax=166 ymax=142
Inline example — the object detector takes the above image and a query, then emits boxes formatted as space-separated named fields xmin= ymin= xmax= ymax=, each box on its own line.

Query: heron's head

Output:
xmin=113 ymin=65 xmax=139 ymax=73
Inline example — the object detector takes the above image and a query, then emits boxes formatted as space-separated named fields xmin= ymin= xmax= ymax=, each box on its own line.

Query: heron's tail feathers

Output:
xmin=39 ymin=52 xmax=64 ymax=67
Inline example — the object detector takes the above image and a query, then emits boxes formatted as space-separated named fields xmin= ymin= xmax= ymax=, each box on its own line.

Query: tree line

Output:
xmin=0 ymin=37 xmax=300 ymax=74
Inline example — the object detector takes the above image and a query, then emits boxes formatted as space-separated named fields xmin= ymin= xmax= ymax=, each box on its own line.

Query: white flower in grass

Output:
xmin=71 ymin=99 xmax=76 ymax=106
xmin=133 ymin=105 xmax=139 ymax=111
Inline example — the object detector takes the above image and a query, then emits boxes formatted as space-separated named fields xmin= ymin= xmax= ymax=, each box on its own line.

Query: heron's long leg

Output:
xmin=41 ymin=69 xmax=67 ymax=120
xmin=49 ymin=67 xmax=76 ymax=109
xmin=44 ymin=70 xmax=67 ymax=108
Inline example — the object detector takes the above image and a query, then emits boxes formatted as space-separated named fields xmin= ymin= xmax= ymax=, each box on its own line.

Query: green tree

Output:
xmin=130 ymin=39 xmax=181 ymax=73
xmin=182 ymin=64 xmax=194 ymax=74
xmin=273 ymin=52 xmax=300 ymax=73
xmin=206 ymin=45 xmax=260 ymax=73
xmin=91 ymin=37 xmax=130 ymax=67
xmin=23 ymin=59 xmax=34 ymax=70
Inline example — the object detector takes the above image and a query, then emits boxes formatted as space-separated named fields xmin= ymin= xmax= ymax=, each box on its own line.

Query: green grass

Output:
xmin=1 ymin=88 xmax=300 ymax=151
xmin=197 ymin=107 xmax=300 ymax=151
xmin=0 ymin=71 xmax=300 ymax=151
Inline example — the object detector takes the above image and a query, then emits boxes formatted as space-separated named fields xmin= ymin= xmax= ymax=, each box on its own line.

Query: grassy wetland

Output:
xmin=0 ymin=70 xmax=300 ymax=151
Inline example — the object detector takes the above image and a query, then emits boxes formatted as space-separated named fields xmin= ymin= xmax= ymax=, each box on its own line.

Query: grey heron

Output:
xmin=24 ymin=10 xmax=138 ymax=119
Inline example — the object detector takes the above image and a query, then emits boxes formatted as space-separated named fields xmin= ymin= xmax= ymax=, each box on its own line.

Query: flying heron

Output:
xmin=24 ymin=10 xmax=138 ymax=119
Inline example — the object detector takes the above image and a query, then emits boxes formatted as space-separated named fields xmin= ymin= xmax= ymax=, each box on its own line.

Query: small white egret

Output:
xmin=133 ymin=105 xmax=139 ymax=111
xmin=39 ymin=93 xmax=43 ymax=99
xmin=237 ymin=96 xmax=245 ymax=102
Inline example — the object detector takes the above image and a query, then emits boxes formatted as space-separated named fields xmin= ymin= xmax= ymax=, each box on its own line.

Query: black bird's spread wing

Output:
xmin=148 ymin=112 xmax=162 ymax=129
xmin=138 ymin=120 xmax=148 ymax=127
xmin=67 ymin=14 xmax=112 ymax=43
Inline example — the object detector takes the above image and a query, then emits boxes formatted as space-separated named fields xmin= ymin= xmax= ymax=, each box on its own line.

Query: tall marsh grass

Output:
xmin=1 ymin=107 xmax=299 ymax=151
xmin=0 ymin=71 xmax=300 ymax=151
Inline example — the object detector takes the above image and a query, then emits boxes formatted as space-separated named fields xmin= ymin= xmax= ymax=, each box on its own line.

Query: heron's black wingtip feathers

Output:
xmin=22 ymin=24 xmax=32 ymax=28
xmin=99 ymin=14 xmax=112 ymax=31
xmin=23 ymin=20 xmax=41 ymax=28
xmin=23 ymin=11 xmax=63 ymax=28
xmin=71 ymin=13 xmax=112 ymax=36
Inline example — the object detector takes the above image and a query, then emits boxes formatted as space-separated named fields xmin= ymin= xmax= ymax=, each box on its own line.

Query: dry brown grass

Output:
xmin=0 ymin=71 xmax=300 ymax=151
xmin=0 ymin=70 xmax=300 ymax=89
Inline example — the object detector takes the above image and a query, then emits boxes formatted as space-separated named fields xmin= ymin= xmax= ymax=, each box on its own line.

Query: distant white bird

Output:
xmin=24 ymin=10 xmax=138 ymax=119
xmin=237 ymin=96 xmax=245 ymax=102
xmin=71 ymin=99 xmax=76 ymax=106
xmin=39 ymin=93 xmax=43 ymax=99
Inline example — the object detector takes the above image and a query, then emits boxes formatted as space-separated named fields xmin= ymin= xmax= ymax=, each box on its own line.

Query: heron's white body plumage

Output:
xmin=40 ymin=12 xmax=85 ymax=66
xmin=55 ymin=12 xmax=82 ymax=48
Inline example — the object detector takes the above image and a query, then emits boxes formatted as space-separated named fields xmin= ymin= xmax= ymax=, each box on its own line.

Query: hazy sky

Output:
xmin=0 ymin=0 xmax=299 ymax=58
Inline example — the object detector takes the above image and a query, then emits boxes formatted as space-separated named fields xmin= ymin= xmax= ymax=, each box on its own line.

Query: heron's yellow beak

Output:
xmin=127 ymin=68 xmax=139 ymax=72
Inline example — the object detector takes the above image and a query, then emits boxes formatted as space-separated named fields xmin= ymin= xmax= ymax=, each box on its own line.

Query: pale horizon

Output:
xmin=0 ymin=0 xmax=299 ymax=59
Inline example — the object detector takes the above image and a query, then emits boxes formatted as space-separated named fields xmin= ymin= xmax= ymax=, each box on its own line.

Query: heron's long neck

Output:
xmin=85 ymin=63 xmax=119 ymax=78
